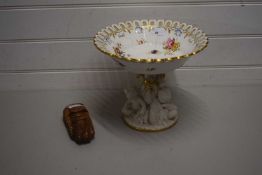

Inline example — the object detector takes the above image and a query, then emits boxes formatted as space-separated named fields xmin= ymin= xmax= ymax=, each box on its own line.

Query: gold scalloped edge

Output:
xmin=94 ymin=19 xmax=208 ymax=63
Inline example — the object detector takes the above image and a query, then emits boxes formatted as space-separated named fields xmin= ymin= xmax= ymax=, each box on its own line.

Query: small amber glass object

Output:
xmin=63 ymin=103 xmax=95 ymax=144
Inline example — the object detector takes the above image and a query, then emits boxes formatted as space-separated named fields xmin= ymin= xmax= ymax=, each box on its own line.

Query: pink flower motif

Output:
xmin=163 ymin=37 xmax=180 ymax=55
xmin=166 ymin=38 xmax=176 ymax=49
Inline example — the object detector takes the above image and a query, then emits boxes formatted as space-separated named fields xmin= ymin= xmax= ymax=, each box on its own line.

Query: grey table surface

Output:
xmin=0 ymin=85 xmax=261 ymax=175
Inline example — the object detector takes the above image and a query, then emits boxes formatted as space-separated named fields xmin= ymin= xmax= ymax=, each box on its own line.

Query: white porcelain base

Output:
xmin=121 ymin=74 xmax=178 ymax=132
xmin=123 ymin=114 xmax=178 ymax=132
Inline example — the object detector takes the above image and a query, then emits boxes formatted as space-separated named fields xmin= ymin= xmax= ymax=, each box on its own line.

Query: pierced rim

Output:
xmin=94 ymin=19 xmax=208 ymax=63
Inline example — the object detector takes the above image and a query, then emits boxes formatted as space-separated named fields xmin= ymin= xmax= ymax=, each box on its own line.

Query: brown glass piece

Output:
xmin=63 ymin=103 xmax=95 ymax=144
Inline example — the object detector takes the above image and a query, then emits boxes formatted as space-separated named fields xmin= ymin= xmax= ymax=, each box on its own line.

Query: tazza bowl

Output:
xmin=94 ymin=19 xmax=208 ymax=74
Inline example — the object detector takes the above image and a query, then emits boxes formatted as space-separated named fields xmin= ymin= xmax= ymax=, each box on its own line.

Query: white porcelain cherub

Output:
xmin=122 ymin=88 xmax=148 ymax=124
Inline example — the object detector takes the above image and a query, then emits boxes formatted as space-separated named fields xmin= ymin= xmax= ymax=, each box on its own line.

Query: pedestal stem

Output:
xmin=122 ymin=73 xmax=178 ymax=131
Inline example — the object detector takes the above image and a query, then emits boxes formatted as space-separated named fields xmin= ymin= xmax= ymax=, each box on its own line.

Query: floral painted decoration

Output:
xmin=136 ymin=38 xmax=146 ymax=45
xmin=175 ymin=28 xmax=182 ymax=37
xmin=151 ymin=49 xmax=159 ymax=54
xmin=135 ymin=27 xmax=143 ymax=34
xmin=163 ymin=38 xmax=180 ymax=55
xmin=152 ymin=27 xmax=166 ymax=36
xmin=113 ymin=43 xmax=125 ymax=57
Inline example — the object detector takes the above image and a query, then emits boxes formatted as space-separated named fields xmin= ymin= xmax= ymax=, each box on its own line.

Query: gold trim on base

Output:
xmin=122 ymin=116 xmax=178 ymax=132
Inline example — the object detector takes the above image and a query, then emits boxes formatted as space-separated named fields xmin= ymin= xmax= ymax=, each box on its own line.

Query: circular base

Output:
xmin=122 ymin=116 xmax=178 ymax=132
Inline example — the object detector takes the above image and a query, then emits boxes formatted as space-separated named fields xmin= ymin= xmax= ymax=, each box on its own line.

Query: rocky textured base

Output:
xmin=121 ymin=74 xmax=178 ymax=132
